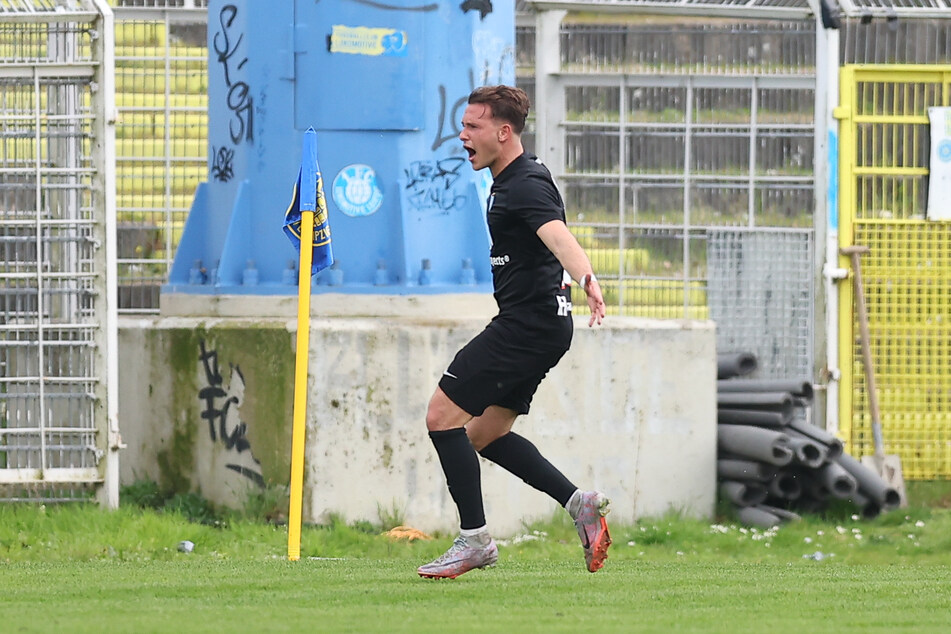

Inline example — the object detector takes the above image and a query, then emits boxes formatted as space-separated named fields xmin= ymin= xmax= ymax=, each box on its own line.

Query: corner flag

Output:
xmin=283 ymin=127 xmax=333 ymax=275
xmin=285 ymin=128 xmax=333 ymax=562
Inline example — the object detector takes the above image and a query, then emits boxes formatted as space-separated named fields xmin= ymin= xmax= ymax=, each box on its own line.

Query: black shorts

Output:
xmin=438 ymin=312 xmax=573 ymax=417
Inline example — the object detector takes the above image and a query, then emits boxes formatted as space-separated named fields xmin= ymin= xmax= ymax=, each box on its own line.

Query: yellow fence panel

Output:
xmin=112 ymin=12 xmax=208 ymax=312
xmin=838 ymin=65 xmax=951 ymax=479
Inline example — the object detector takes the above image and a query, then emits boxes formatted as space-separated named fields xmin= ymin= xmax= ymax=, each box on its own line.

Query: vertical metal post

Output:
xmin=683 ymin=78 xmax=694 ymax=317
xmin=748 ymin=78 xmax=759 ymax=227
xmin=163 ymin=11 xmax=174 ymax=275
xmin=618 ymin=77 xmax=627 ymax=309
xmin=94 ymin=0 xmax=121 ymax=508
xmin=814 ymin=16 xmax=843 ymax=436
xmin=534 ymin=8 xmax=566 ymax=172
xmin=32 ymin=67 xmax=48 ymax=475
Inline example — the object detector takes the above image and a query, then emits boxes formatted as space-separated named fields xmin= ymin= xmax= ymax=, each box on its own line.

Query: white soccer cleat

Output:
xmin=417 ymin=534 xmax=499 ymax=579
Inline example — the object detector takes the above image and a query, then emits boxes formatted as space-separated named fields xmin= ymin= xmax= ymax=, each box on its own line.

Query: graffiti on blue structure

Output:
xmin=211 ymin=146 xmax=235 ymax=182
xmin=198 ymin=340 xmax=264 ymax=487
xmin=213 ymin=4 xmax=254 ymax=146
xmin=255 ymin=66 xmax=269 ymax=174
xmin=473 ymin=29 xmax=514 ymax=87
xmin=431 ymin=73 xmax=474 ymax=152
xmin=404 ymin=157 xmax=467 ymax=213
xmin=461 ymin=0 xmax=494 ymax=20
xmin=340 ymin=0 xmax=438 ymax=11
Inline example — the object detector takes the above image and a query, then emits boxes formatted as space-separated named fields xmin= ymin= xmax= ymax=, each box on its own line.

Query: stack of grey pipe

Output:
xmin=716 ymin=352 xmax=902 ymax=528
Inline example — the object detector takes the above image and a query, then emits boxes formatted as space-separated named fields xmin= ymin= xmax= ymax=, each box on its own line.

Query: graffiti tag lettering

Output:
xmin=473 ymin=30 xmax=514 ymax=86
xmin=431 ymin=83 xmax=469 ymax=152
xmin=342 ymin=0 xmax=438 ymax=11
xmin=211 ymin=146 xmax=235 ymax=182
xmin=460 ymin=0 xmax=494 ymax=20
xmin=214 ymin=4 xmax=254 ymax=145
xmin=198 ymin=340 xmax=264 ymax=487
xmin=404 ymin=157 xmax=467 ymax=212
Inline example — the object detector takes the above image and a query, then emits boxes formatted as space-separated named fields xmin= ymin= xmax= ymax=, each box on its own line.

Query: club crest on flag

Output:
xmin=283 ymin=127 xmax=334 ymax=275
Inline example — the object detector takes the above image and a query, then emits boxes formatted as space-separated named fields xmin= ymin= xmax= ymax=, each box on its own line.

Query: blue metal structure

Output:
xmin=167 ymin=0 xmax=514 ymax=294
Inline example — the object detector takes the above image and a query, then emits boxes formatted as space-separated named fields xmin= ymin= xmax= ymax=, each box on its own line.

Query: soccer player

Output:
xmin=417 ymin=85 xmax=611 ymax=579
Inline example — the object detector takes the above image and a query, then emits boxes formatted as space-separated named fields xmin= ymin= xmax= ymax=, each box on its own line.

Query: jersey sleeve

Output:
xmin=509 ymin=171 xmax=566 ymax=233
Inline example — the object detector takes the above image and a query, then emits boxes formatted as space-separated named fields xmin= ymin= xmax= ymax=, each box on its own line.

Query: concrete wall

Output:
xmin=118 ymin=294 xmax=717 ymax=536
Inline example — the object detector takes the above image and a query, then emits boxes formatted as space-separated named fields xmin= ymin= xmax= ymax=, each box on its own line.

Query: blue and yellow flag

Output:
xmin=283 ymin=127 xmax=333 ymax=275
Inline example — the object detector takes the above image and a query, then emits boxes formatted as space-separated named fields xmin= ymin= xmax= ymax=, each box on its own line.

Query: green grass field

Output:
xmin=1 ymin=485 xmax=950 ymax=633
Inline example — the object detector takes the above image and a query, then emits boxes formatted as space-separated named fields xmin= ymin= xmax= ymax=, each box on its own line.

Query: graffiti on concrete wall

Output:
xmin=198 ymin=340 xmax=264 ymax=487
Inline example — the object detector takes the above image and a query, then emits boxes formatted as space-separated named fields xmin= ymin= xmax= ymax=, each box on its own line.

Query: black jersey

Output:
xmin=487 ymin=153 xmax=572 ymax=320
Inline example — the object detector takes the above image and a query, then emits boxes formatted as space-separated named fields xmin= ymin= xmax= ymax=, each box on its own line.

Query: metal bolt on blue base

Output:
xmin=374 ymin=259 xmax=388 ymax=286
xmin=243 ymin=260 xmax=259 ymax=286
xmin=326 ymin=262 xmax=344 ymax=287
xmin=418 ymin=259 xmax=432 ymax=286
xmin=188 ymin=260 xmax=206 ymax=285
xmin=282 ymin=260 xmax=297 ymax=286
xmin=460 ymin=258 xmax=476 ymax=285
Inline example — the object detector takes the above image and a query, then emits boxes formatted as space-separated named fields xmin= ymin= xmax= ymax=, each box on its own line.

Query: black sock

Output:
xmin=428 ymin=428 xmax=485 ymax=530
xmin=478 ymin=432 xmax=576 ymax=506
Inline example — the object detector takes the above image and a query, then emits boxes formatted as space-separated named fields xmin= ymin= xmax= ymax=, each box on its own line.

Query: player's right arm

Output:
xmin=536 ymin=220 xmax=605 ymax=327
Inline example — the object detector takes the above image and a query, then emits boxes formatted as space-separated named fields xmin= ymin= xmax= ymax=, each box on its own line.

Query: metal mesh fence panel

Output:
xmin=838 ymin=65 xmax=951 ymax=478
xmin=524 ymin=17 xmax=819 ymax=382
xmin=707 ymin=229 xmax=814 ymax=378
xmin=559 ymin=20 xmax=815 ymax=75
xmin=843 ymin=17 xmax=951 ymax=65
xmin=0 ymin=4 xmax=113 ymax=501
xmin=112 ymin=6 xmax=207 ymax=312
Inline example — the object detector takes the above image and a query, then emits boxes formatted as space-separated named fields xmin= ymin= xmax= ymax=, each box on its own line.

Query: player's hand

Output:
xmin=584 ymin=277 xmax=605 ymax=327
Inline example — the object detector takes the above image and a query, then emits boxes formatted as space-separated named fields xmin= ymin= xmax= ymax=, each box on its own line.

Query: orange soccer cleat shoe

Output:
xmin=574 ymin=491 xmax=612 ymax=572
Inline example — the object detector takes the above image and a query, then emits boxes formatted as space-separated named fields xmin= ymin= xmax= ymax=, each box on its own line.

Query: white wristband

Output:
xmin=579 ymin=273 xmax=597 ymax=288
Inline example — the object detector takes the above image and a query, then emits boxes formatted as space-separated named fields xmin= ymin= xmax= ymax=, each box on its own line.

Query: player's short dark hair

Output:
xmin=468 ymin=85 xmax=530 ymax=134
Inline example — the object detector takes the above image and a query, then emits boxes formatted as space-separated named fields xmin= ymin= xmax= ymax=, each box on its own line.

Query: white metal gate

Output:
xmin=0 ymin=0 xmax=118 ymax=505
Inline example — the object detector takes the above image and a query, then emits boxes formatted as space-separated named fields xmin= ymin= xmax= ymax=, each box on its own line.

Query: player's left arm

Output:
xmin=537 ymin=219 xmax=605 ymax=327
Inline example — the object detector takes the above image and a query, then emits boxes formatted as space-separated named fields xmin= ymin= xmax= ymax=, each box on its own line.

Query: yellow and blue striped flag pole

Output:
xmin=282 ymin=128 xmax=333 ymax=560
